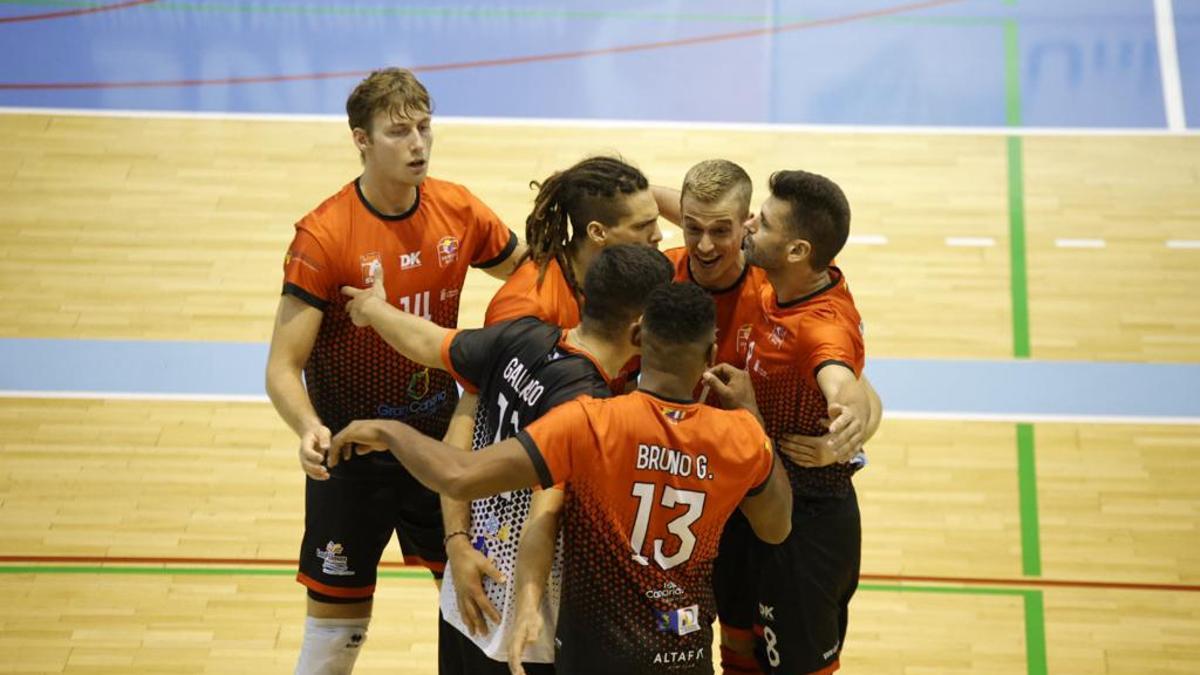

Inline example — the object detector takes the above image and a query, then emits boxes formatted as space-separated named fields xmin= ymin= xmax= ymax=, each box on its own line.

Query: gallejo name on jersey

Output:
xmin=501 ymin=357 xmax=545 ymax=407
xmin=635 ymin=444 xmax=712 ymax=480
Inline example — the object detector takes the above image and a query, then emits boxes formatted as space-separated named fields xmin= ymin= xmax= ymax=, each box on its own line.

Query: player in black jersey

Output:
xmin=339 ymin=244 xmax=674 ymax=674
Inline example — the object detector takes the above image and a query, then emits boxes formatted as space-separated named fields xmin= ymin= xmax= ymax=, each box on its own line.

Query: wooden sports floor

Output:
xmin=1 ymin=113 xmax=1198 ymax=673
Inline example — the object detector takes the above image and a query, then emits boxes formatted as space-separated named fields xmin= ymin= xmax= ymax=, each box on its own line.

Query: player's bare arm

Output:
xmin=651 ymin=185 xmax=682 ymax=226
xmin=329 ymin=420 xmax=540 ymax=500
xmin=507 ymin=487 xmax=563 ymax=675
xmin=482 ymin=239 xmax=529 ymax=280
xmin=737 ymin=459 xmax=792 ymax=544
xmin=440 ymin=392 xmax=504 ymax=635
xmin=815 ymin=363 xmax=870 ymax=459
xmin=340 ymin=262 xmax=449 ymax=369
xmin=265 ymin=294 xmax=331 ymax=480
xmin=777 ymin=375 xmax=885 ymax=467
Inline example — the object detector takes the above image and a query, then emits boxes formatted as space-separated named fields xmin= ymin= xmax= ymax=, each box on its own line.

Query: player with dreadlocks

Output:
xmin=485 ymin=155 xmax=663 ymax=327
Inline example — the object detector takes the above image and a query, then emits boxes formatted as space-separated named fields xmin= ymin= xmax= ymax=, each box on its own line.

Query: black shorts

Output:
xmin=438 ymin=613 xmax=555 ymax=675
xmin=753 ymin=486 xmax=861 ymax=674
xmin=297 ymin=470 xmax=447 ymax=601
xmin=713 ymin=508 xmax=759 ymax=637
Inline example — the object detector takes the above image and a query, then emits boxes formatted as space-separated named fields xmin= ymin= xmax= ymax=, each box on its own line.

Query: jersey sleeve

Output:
xmin=441 ymin=321 xmax=514 ymax=394
xmin=743 ymin=422 xmax=776 ymax=497
xmin=465 ymin=191 xmax=518 ymax=269
xmin=282 ymin=226 xmax=336 ymax=310
xmin=515 ymin=399 xmax=591 ymax=489
xmin=801 ymin=322 xmax=862 ymax=384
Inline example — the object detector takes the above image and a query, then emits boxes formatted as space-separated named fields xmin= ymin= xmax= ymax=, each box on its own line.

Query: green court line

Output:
xmin=1023 ymin=590 xmax=1049 ymax=675
xmin=1003 ymin=13 xmax=1047 ymax=674
xmin=1016 ymin=424 xmax=1042 ymax=577
xmin=0 ymin=565 xmax=1049 ymax=671
xmin=0 ymin=0 xmax=1004 ymax=26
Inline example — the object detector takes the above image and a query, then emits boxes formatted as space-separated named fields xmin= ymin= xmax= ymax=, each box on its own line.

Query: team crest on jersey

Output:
xmin=316 ymin=541 xmax=354 ymax=576
xmin=437 ymin=236 xmax=460 ymax=267
xmin=768 ymin=323 xmax=789 ymax=347
xmin=660 ymin=406 xmax=688 ymax=423
xmin=360 ymin=252 xmax=382 ymax=284
xmin=736 ymin=324 xmax=752 ymax=355
xmin=407 ymin=368 xmax=430 ymax=400
xmin=655 ymin=604 xmax=700 ymax=636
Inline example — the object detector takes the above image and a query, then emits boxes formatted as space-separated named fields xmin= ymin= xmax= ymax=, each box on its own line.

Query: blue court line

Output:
xmin=1 ymin=338 xmax=1197 ymax=421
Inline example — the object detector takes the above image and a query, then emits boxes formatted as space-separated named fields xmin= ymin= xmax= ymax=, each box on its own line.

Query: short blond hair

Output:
xmin=346 ymin=67 xmax=432 ymax=134
xmin=681 ymin=159 xmax=752 ymax=216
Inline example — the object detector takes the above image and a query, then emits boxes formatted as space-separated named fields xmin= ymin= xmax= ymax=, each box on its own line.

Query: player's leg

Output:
xmin=752 ymin=492 xmax=860 ymax=674
xmin=295 ymin=477 xmax=395 ymax=675
xmin=714 ymin=510 xmax=762 ymax=674
xmin=393 ymin=469 xmax=448 ymax=582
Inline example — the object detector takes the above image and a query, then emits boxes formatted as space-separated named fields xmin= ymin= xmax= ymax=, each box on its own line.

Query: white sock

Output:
xmin=295 ymin=616 xmax=370 ymax=675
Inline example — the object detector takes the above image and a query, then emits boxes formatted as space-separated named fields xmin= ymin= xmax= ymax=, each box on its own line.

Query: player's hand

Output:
xmin=299 ymin=424 xmax=332 ymax=480
xmin=447 ymin=536 xmax=504 ymax=636
xmin=824 ymin=403 xmax=865 ymax=462
xmin=701 ymin=364 xmax=759 ymax=413
xmin=507 ymin=604 xmax=545 ymax=675
xmin=328 ymin=419 xmax=399 ymax=467
xmin=340 ymin=260 xmax=386 ymax=327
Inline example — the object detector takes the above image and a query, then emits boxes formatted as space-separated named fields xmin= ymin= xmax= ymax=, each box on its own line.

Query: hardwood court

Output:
xmin=1 ymin=112 xmax=1199 ymax=673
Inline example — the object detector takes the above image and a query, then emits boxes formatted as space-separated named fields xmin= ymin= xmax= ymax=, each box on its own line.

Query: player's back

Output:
xmin=518 ymin=391 xmax=774 ymax=674
xmin=439 ymin=316 xmax=614 ymax=661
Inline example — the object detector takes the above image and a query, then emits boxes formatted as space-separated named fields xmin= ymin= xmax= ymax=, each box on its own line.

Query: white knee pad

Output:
xmin=295 ymin=616 xmax=370 ymax=675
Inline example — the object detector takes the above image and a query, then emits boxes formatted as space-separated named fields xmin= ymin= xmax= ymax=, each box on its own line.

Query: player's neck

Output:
xmin=566 ymin=240 xmax=594 ymax=290
xmin=637 ymin=366 xmax=701 ymax=403
xmin=358 ymin=171 xmax=418 ymax=216
xmin=770 ymin=266 xmax=830 ymax=305
xmin=566 ymin=325 xmax=634 ymax=380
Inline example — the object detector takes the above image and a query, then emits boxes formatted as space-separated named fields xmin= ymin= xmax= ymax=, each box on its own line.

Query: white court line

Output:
xmin=3 ymin=389 xmax=1195 ymax=425
xmin=0 ymin=390 xmax=270 ymax=403
xmin=945 ymin=236 xmax=995 ymax=248
xmin=1167 ymin=239 xmax=1200 ymax=249
xmin=1054 ymin=238 xmax=1106 ymax=249
xmin=848 ymin=234 xmax=889 ymax=246
xmin=2 ymin=106 xmax=1198 ymax=137
xmin=1154 ymin=0 xmax=1188 ymax=131
xmin=884 ymin=410 xmax=1200 ymax=426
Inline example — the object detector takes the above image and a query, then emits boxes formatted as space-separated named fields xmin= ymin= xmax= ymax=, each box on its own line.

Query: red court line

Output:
xmin=0 ymin=0 xmax=964 ymax=90
xmin=2 ymin=554 xmax=1197 ymax=593
xmin=0 ymin=0 xmax=157 ymax=24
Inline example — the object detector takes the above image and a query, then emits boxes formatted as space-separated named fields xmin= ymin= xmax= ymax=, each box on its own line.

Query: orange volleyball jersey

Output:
xmin=517 ymin=390 xmax=774 ymax=672
xmin=282 ymin=177 xmax=516 ymax=471
xmin=664 ymin=247 xmax=769 ymax=368
xmin=484 ymin=257 xmax=581 ymax=328
xmin=744 ymin=266 xmax=865 ymax=498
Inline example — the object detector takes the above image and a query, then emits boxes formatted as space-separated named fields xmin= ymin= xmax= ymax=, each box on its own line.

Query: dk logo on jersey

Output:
xmin=655 ymin=604 xmax=700 ymax=636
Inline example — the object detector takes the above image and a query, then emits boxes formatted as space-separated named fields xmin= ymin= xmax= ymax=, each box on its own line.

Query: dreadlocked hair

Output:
xmin=522 ymin=156 xmax=650 ymax=298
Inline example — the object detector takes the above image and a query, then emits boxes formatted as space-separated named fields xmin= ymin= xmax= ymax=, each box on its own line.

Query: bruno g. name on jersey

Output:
xmin=635 ymin=444 xmax=713 ymax=480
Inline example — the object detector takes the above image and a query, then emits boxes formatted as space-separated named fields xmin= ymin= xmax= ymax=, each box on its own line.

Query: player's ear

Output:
xmin=352 ymin=126 xmax=371 ymax=153
xmin=629 ymin=317 xmax=643 ymax=350
xmin=786 ymin=238 xmax=812 ymax=265
xmin=586 ymin=220 xmax=607 ymax=245
xmin=706 ymin=341 xmax=717 ymax=367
